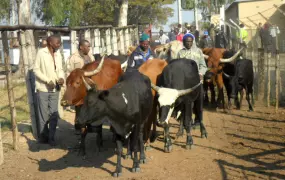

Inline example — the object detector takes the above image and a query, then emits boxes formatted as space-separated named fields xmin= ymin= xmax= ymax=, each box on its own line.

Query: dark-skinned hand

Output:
xmin=57 ymin=78 xmax=64 ymax=86
xmin=47 ymin=80 xmax=55 ymax=89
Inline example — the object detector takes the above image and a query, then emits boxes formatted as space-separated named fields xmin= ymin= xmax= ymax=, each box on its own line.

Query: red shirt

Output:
xmin=176 ymin=33 xmax=184 ymax=42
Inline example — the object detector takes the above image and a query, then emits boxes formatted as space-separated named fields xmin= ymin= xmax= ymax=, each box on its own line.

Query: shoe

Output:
xmin=38 ymin=138 xmax=48 ymax=144
xmin=48 ymin=139 xmax=57 ymax=146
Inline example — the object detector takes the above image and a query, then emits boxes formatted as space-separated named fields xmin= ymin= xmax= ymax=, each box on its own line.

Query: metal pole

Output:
xmin=178 ymin=0 xmax=182 ymax=30
xmin=194 ymin=0 xmax=199 ymax=30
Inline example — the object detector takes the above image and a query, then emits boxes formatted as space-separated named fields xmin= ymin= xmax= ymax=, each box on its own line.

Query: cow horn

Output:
xmin=178 ymin=81 xmax=202 ymax=97
xmin=84 ymin=55 xmax=105 ymax=76
xmin=121 ymin=56 xmax=129 ymax=70
xmin=151 ymin=83 xmax=160 ymax=92
xmin=223 ymin=72 xmax=231 ymax=78
xmin=82 ymin=76 xmax=91 ymax=90
xmin=219 ymin=47 xmax=244 ymax=63
xmin=203 ymin=54 xmax=209 ymax=59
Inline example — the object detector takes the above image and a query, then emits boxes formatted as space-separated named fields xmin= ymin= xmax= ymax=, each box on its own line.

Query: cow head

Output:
xmin=203 ymin=48 xmax=244 ymax=82
xmin=61 ymin=56 xmax=105 ymax=106
xmin=151 ymin=82 xmax=202 ymax=125
xmin=77 ymin=87 xmax=107 ymax=126
xmin=153 ymin=40 xmax=184 ymax=61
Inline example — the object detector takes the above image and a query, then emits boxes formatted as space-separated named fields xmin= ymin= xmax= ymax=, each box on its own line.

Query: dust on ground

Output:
xmin=1 ymin=101 xmax=285 ymax=180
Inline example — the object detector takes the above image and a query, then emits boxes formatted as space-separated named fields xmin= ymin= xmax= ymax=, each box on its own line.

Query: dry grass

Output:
xmin=0 ymin=81 xmax=30 ymax=131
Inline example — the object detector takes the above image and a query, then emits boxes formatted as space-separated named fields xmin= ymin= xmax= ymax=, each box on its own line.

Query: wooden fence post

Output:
xmin=124 ymin=28 xmax=130 ymax=53
xmin=134 ymin=26 xmax=139 ymax=45
xmin=2 ymin=31 xmax=18 ymax=150
xmin=111 ymin=28 xmax=119 ymax=55
xmin=257 ymin=48 xmax=265 ymax=101
xmin=275 ymin=30 xmax=280 ymax=112
xmin=0 ymin=123 xmax=3 ymax=165
xmin=266 ymin=52 xmax=271 ymax=107
xmin=70 ymin=31 xmax=77 ymax=54
xmin=94 ymin=29 xmax=101 ymax=54
xmin=84 ymin=29 xmax=91 ymax=43
xmin=119 ymin=29 xmax=125 ymax=55
xmin=90 ymin=29 xmax=95 ymax=55
xmin=101 ymin=30 xmax=106 ymax=54
xmin=105 ymin=28 xmax=112 ymax=55
xmin=19 ymin=30 xmax=38 ymax=139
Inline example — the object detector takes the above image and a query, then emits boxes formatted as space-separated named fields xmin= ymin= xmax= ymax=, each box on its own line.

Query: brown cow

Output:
xmin=138 ymin=58 xmax=168 ymax=149
xmin=202 ymin=47 xmax=244 ymax=109
xmin=61 ymin=57 xmax=123 ymax=106
xmin=61 ymin=57 xmax=123 ymax=155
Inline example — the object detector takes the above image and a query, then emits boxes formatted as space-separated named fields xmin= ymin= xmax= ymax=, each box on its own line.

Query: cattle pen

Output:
xmin=0 ymin=24 xmax=285 ymax=179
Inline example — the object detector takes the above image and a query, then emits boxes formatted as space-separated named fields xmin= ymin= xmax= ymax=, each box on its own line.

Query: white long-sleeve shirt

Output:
xmin=33 ymin=47 xmax=64 ymax=92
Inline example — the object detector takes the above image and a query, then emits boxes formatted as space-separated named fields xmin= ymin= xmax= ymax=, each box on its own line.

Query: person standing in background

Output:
xmin=158 ymin=30 xmax=170 ymax=44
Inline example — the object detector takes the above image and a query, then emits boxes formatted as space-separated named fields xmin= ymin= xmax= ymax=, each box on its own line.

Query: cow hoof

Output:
xmin=140 ymin=158 xmax=147 ymax=164
xmin=176 ymin=131 xmax=184 ymax=138
xmin=145 ymin=145 xmax=152 ymax=151
xmin=248 ymin=109 xmax=254 ymax=112
xmin=112 ymin=172 xmax=122 ymax=177
xmin=132 ymin=167 xmax=141 ymax=173
xmin=164 ymin=145 xmax=173 ymax=153
xmin=185 ymin=144 xmax=192 ymax=150
xmin=201 ymin=133 xmax=208 ymax=139
xmin=124 ymin=154 xmax=132 ymax=159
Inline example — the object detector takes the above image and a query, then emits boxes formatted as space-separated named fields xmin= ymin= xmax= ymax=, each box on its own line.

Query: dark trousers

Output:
xmin=36 ymin=91 xmax=59 ymax=141
xmin=193 ymin=85 xmax=204 ymax=123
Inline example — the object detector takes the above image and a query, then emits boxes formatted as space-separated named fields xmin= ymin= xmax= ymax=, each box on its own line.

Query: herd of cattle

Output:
xmin=60 ymin=40 xmax=254 ymax=177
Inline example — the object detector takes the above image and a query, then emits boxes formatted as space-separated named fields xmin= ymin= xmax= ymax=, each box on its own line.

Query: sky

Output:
xmin=153 ymin=1 xmax=199 ymax=32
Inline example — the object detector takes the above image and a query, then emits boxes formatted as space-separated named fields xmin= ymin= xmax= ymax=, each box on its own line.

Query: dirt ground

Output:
xmin=1 ymin=100 xmax=285 ymax=180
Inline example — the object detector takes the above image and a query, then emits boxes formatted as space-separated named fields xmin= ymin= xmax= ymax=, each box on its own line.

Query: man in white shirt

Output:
xmin=158 ymin=30 xmax=170 ymax=44
xmin=33 ymin=34 xmax=65 ymax=146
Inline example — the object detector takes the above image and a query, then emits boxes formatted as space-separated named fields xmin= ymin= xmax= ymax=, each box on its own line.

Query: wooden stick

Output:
xmin=0 ymin=123 xmax=3 ymax=165
xmin=2 ymin=31 xmax=18 ymax=150
xmin=267 ymin=52 xmax=271 ymax=107
xmin=275 ymin=28 xmax=280 ymax=112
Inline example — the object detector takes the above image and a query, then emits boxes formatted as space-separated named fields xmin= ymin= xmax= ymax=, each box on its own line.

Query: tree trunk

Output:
xmin=117 ymin=0 xmax=128 ymax=27
xmin=18 ymin=0 xmax=39 ymax=139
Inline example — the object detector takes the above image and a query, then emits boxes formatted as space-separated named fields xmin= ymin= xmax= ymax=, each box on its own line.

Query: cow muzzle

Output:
xmin=157 ymin=120 xmax=167 ymax=127
xmin=61 ymin=100 xmax=69 ymax=107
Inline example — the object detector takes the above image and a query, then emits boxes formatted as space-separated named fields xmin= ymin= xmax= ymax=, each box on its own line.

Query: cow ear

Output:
xmin=98 ymin=90 xmax=109 ymax=100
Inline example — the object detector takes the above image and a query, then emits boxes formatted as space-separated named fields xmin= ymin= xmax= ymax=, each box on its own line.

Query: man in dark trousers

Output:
xmin=33 ymin=34 xmax=65 ymax=146
xmin=215 ymin=27 xmax=228 ymax=49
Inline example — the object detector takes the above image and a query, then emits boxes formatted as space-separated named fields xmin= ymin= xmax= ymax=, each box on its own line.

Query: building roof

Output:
xmin=225 ymin=0 xmax=264 ymax=11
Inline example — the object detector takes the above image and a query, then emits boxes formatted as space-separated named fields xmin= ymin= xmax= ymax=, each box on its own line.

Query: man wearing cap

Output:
xmin=199 ymin=31 xmax=213 ymax=48
xmin=177 ymin=33 xmax=207 ymax=127
xmin=177 ymin=33 xmax=207 ymax=79
xmin=127 ymin=33 xmax=156 ymax=69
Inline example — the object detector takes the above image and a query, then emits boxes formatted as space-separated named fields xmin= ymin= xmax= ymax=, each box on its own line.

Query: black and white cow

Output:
xmin=223 ymin=57 xmax=254 ymax=111
xmin=151 ymin=59 xmax=207 ymax=152
xmin=78 ymin=68 xmax=153 ymax=177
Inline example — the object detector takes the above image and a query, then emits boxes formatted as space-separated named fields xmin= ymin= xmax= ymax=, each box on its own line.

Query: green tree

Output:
xmin=33 ymin=0 xmax=175 ymax=27
xmin=128 ymin=0 xmax=175 ymax=28
xmin=0 ymin=0 xmax=11 ymax=20
xmin=34 ymin=0 xmax=90 ymax=26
